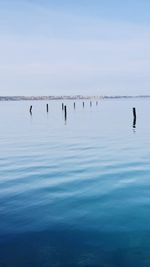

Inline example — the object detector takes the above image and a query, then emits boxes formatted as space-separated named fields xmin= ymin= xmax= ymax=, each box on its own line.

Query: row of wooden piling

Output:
xmin=29 ymin=103 xmax=137 ymax=127
xmin=30 ymin=101 xmax=98 ymax=113
xmin=29 ymin=101 xmax=98 ymax=121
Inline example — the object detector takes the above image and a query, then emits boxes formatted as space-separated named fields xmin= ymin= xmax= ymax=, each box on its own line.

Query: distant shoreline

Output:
xmin=0 ymin=95 xmax=150 ymax=101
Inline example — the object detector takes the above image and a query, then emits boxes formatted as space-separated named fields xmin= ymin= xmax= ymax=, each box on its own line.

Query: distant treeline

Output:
xmin=0 ymin=95 xmax=150 ymax=101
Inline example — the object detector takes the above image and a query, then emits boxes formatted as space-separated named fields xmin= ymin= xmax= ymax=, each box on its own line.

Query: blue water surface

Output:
xmin=0 ymin=99 xmax=150 ymax=267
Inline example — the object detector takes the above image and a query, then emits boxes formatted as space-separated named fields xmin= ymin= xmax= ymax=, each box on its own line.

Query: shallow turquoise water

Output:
xmin=0 ymin=99 xmax=150 ymax=266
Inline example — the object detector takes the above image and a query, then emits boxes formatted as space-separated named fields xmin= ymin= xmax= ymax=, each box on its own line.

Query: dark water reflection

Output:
xmin=1 ymin=228 xmax=150 ymax=267
xmin=133 ymin=117 xmax=136 ymax=129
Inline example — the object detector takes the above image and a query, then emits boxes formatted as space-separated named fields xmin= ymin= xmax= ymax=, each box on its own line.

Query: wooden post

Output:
xmin=83 ymin=102 xmax=84 ymax=108
xmin=74 ymin=102 xmax=75 ymax=109
xmin=90 ymin=101 xmax=92 ymax=107
xmin=46 ymin=104 xmax=49 ymax=112
xmin=96 ymin=101 xmax=98 ymax=106
xmin=133 ymin=107 xmax=136 ymax=128
xmin=30 ymin=105 xmax=32 ymax=113
xmin=133 ymin=107 xmax=136 ymax=119
xmin=62 ymin=103 xmax=64 ymax=110
xmin=64 ymin=105 xmax=67 ymax=120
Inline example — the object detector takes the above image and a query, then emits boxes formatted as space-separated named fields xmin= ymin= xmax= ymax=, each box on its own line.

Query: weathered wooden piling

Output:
xmin=83 ymin=102 xmax=84 ymax=108
xmin=90 ymin=101 xmax=92 ymax=107
xmin=133 ymin=107 xmax=136 ymax=119
xmin=46 ymin=104 xmax=49 ymax=112
xmin=62 ymin=103 xmax=64 ymax=110
xmin=133 ymin=107 xmax=136 ymax=128
xmin=30 ymin=105 xmax=32 ymax=113
xmin=74 ymin=102 xmax=75 ymax=109
xmin=64 ymin=105 xmax=67 ymax=120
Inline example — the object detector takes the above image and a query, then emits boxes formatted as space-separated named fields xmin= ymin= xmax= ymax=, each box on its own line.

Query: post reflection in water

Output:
xmin=132 ymin=117 xmax=137 ymax=133
xmin=133 ymin=117 xmax=136 ymax=129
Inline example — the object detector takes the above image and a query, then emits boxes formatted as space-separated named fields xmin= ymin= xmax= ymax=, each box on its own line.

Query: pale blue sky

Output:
xmin=0 ymin=0 xmax=150 ymax=96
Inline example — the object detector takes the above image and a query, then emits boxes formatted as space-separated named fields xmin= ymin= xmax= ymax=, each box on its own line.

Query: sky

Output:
xmin=0 ymin=0 xmax=150 ymax=96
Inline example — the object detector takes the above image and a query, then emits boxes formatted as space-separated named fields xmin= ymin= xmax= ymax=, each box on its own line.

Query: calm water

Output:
xmin=0 ymin=99 xmax=150 ymax=267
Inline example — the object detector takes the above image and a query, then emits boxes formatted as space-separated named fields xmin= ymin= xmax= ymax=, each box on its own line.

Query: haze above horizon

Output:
xmin=0 ymin=0 xmax=150 ymax=96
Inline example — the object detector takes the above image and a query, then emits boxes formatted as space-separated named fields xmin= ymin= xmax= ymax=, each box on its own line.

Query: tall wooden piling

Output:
xmin=83 ymin=102 xmax=84 ymax=108
xmin=64 ymin=105 xmax=67 ymax=120
xmin=30 ymin=105 xmax=32 ymax=113
xmin=133 ymin=107 xmax=136 ymax=119
xmin=133 ymin=107 xmax=136 ymax=128
xmin=46 ymin=104 xmax=49 ymax=112
xmin=74 ymin=102 xmax=75 ymax=109
xmin=62 ymin=103 xmax=64 ymax=110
